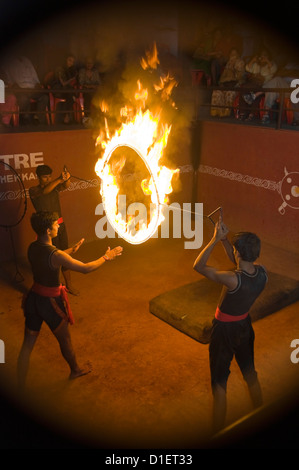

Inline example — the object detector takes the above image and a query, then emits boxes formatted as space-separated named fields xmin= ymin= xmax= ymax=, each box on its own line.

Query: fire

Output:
xmin=140 ymin=42 xmax=159 ymax=70
xmin=95 ymin=43 xmax=179 ymax=245
xmin=134 ymin=80 xmax=148 ymax=108
xmin=154 ymin=73 xmax=178 ymax=107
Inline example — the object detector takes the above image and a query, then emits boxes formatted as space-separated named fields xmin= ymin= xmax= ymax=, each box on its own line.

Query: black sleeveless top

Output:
xmin=218 ymin=265 xmax=268 ymax=316
xmin=29 ymin=187 xmax=62 ymax=217
xmin=28 ymin=241 xmax=60 ymax=287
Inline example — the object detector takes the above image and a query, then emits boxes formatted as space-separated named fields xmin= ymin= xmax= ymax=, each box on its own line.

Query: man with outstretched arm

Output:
xmin=193 ymin=215 xmax=267 ymax=433
xmin=29 ymin=164 xmax=78 ymax=295
xmin=17 ymin=211 xmax=123 ymax=390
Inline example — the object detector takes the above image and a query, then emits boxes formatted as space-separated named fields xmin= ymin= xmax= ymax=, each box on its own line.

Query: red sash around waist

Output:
xmin=215 ymin=306 xmax=248 ymax=322
xmin=31 ymin=282 xmax=74 ymax=325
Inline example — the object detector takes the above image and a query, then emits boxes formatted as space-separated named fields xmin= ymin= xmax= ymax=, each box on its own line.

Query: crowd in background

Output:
xmin=0 ymin=11 xmax=298 ymax=130
xmin=0 ymin=53 xmax=105 ymax=128
xmin=190 ymin=16 xmax=299 ymax=125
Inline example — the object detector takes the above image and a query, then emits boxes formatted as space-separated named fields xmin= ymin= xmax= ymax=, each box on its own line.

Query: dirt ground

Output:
xmin=0 ymin=232 xmax=298 ymax=449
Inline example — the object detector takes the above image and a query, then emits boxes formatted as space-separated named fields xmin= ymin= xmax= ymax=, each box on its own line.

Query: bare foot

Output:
xmin=69 ymin=362 xmax=92 ymax=380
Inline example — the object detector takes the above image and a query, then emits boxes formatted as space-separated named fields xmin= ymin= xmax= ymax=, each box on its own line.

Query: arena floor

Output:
xmin=0 ymin=233 xmax=298 ymax=449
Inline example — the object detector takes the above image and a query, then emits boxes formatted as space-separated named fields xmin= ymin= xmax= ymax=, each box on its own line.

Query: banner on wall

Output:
xmin=0 ymin=130 xmax=102 ymax=261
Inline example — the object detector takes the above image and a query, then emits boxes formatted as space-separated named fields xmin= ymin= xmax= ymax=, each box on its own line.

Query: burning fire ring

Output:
xmin=100 ymin=142 xmax=162 ymax=244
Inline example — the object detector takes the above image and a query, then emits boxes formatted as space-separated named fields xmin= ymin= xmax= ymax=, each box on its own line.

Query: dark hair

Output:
xmin=36 ymin=165 xmax=52 ymax=177
xmin=30 ymin=211 xmax=59 ymax=235
xmin=232 ymin=232 xmax=261 ymax=262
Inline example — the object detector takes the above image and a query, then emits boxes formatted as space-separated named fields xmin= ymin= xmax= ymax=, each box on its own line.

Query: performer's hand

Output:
xmin=71 ymin=238 xmax=85 ymax=254
xmin=219 ymin=212 xmax=229 ymax=240
xmin=61 ymin=169 xmax=71 ymax=182
xmin=104 ymin=246 xmax=123 ymax=260
xmin=213 ymin=216 xmax=229 ymax=242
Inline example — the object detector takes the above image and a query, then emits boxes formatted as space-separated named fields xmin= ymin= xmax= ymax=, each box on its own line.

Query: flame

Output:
xmin=140 ymin=42 xmax=160 ymax=70
xmin=100 ymin=100 xmax=109 ymax=113
xmin=95 ymin=44 xmax=179 ymax=244
xmin=154 ymin=73 xmax=178 ymax=106
xmin=134 ymin=80 xmax=148 ymax=109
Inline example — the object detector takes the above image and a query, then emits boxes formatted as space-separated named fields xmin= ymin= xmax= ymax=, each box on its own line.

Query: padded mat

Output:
xmin=149 ymin=272 xmax=299 ymax=344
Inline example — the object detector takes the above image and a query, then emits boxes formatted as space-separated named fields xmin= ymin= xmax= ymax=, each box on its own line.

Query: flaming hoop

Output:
xmin=96 ymin=141 xmax=162 ymax=245
xmin=95 ymin=43 xmax=179 ymax=245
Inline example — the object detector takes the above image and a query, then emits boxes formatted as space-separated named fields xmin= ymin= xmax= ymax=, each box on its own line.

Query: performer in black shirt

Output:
xmin=193 ymin=214 xmax=267 ymax=433
xmin=18 ymin=211 xmax=123 ymax=390
xmin=29 ymin=164 xmax=78 ymax=295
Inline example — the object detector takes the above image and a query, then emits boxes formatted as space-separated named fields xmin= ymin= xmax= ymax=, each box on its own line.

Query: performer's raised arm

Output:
xmin=193 ymin=216 xmax=237 ymax=290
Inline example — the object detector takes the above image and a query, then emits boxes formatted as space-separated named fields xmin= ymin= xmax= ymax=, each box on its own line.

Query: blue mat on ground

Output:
xmin=149 ymin=272 xmax=299 ymax=344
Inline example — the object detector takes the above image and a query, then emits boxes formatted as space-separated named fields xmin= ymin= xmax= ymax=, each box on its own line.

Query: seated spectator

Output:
xmin=50 ymin=53 xmax=79 ymax=124
xmin=258 ymin=63 xmax=299 ymax=124
xmin=210 ymin=23 xmax=243 ymax=85
xmin=3 ymin=55 xmax=49 ymax=125
xmin=238 ymin=48 xmax=277 ymax=121
xmin=192 ymin=28 xmax=223 ymax=85
xmin=210 ymin=48 xmax=245 ymax=117
xmin=0 ymin=69 xmax=18 ymax=128
xmin=78 ymin=57 xmax=101 ymax=123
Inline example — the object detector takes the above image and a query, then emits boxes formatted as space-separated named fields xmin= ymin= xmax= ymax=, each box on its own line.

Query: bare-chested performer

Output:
xmin=17 ymin=211 xmax=123 ymax=390
xmin=193 ymin=214 xmax=267 ymax=433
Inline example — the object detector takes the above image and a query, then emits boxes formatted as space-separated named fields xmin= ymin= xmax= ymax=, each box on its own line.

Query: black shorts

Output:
xmin=209 ymin=316 xmax=257 ymax=392
xmin=23 ymin=291 xmax=66 ymax=332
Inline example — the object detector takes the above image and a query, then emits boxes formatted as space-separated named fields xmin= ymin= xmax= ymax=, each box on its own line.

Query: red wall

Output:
xmin=0 ymin=121 xmax=298 ymax=263
xmin=0 ymin=127 xmax=193 ymax=262
xmin=0 ymin=129 xmax=102 ymax=262
xmin=197 ymin=121 xmax=299 ymax=253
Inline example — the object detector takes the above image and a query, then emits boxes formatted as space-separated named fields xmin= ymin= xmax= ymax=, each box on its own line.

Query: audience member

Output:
xmin=257 ymin=62 xmax=299 ymax=124
xmin=238 ymin=48 xmax=277 ymax=120
xmin=50 ymin=53 xmax=79 ymax=124
xmin=210 ymin=48 xmax=245 ymax=117
xmin=0 ymin=68 xmax=18 ymax=128
xmin=210 ymin=23 xmax=243 ymax=85
xmin=78 ymin=57 xmax=101 ymax=123
xmin=3 ymin=56 xmax=49 ymax=125
xmin=192 ymin=28 xmax=223 ymax=85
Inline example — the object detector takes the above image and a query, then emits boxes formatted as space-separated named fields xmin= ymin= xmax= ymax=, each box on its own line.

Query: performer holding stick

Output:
xmin=17 ymin=211 xmax=123 ymax=390
xmin=193 ymin=213 xmax=267 ymax=433
xmin=29 ymin=164 xmax=79 ymax=295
